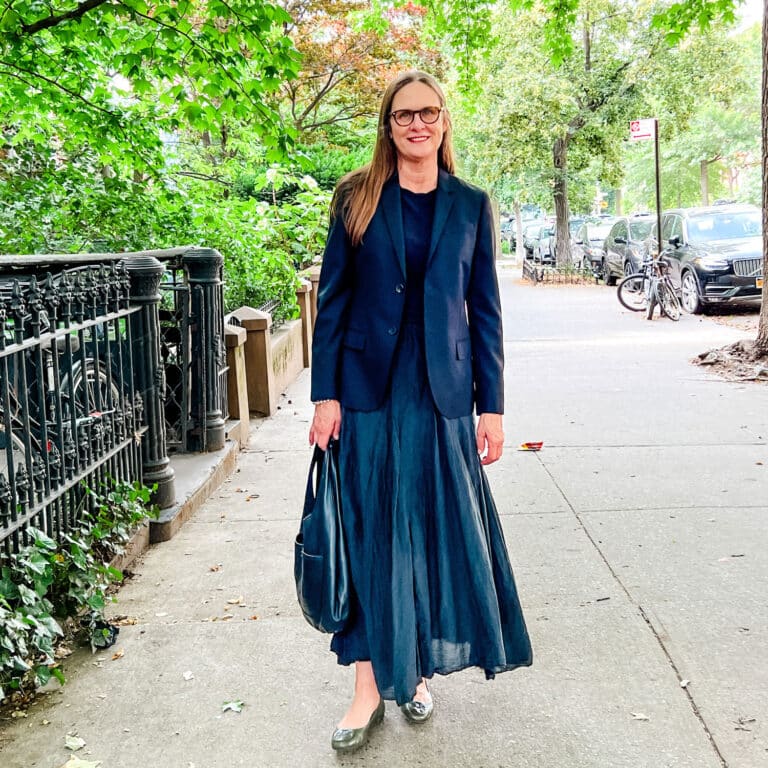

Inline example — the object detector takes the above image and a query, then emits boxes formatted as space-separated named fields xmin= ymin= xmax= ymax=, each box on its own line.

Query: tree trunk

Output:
xmin=615 ymin=188 xmax=623 ymax=216
xmin=514 ymin=200 xmax=525 ymax=261
xmin=757 ymin=0 xmax=768 ymax=354
xmin=700 ymin=160 xmax=709 ymax=206
xmin=553 ymin=136 xmax=572 ymax=266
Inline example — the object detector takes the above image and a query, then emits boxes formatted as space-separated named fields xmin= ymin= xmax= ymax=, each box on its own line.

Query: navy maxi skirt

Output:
xmin=330 ymin=322 xmax=532 ymax=705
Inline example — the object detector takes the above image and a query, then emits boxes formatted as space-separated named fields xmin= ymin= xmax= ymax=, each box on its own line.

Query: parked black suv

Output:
xmin=658 ymin=205 xmax=762 ymax=313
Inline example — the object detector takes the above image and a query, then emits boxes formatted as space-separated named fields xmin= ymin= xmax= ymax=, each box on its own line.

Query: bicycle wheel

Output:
xmin=657 ymin=280 xmax=681 ymax=321
xmin=617 ymin=273 xmax=648 ymax=312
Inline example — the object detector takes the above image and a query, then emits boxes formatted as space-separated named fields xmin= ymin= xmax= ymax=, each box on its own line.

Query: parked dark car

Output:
xmin=659 ymin=204 xmax=762 ymax=313
xmin=573 ymin=220 xmax=617 ymax=271
xmin=601 ymin=215 xmax=655 ymax=283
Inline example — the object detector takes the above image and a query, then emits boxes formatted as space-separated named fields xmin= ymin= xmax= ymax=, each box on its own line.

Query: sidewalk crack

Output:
xmin=536 ymin=454 xmax=730 ymax=768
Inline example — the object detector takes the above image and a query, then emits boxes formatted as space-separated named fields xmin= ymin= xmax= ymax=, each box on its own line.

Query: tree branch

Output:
xmin=172 ymin=170 xmax=233 ymax=186
xmin=0 ymin=59 xmax=119 ymax=121
xmin=21 ymin=0 xmax=109 ymax=35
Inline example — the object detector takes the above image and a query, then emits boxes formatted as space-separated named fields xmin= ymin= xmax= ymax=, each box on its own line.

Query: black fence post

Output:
xmin=182 ymin=248 xmax=226 ymax=452
xmin=126 ymin=255 xmax=176 ymax=508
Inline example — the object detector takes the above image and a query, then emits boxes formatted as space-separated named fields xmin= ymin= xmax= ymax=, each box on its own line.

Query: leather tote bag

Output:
xmin=294 ymin=439 xmax=350 ymax=633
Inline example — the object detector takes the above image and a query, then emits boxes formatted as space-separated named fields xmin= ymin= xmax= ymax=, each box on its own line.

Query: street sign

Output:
xmin=629 ymin=119 xmax=656 ymax=141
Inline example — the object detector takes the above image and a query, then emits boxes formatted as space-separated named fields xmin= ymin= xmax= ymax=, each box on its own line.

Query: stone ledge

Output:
xmin=149 ymin=435 xmax=240 ymax=543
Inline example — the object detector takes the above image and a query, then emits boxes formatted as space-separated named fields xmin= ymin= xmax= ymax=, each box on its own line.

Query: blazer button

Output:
xmin=387 ymin=326 xmax=398 ymax=336
xmin=395 ymin=283 xmax=404 ymax=293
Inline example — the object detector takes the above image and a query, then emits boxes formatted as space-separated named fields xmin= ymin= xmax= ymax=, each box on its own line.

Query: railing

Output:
xmin=0 ymin=248 xmax=229 ymax=558
xmin=0 ymin=260 xmax=142 ymax=559
xmin=522 ymin=259 xmax=598 ymax=284
xmin=155 ymin=248 xmax=227 ymax=453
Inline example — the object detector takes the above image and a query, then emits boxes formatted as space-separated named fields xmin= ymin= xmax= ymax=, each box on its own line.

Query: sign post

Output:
xmin=630 ymin=118 xmax=661 ymax=258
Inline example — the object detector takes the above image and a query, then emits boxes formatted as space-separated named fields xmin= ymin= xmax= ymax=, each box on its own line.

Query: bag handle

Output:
xmin=302 ymin=439 xmax=336 ymax=521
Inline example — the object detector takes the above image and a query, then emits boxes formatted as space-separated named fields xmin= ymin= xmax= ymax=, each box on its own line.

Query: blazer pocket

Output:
xmin=455 ymin=338 xmax=471 ymax=360
xmin=343 ymin=330 xmax=366 ymax=351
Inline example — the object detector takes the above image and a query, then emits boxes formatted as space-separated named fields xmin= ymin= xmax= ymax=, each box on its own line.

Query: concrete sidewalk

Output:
xmin=2 ymin=273 xmax=767 ymax=767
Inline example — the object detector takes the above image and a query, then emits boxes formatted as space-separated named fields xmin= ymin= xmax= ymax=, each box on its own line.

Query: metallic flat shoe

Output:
xmin=400 ymin=684 xmax=433 ymax=724
xmin=331 ymin=699 xmax=385 ymax=754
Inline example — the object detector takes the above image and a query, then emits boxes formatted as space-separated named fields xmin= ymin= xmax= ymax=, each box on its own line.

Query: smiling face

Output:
xmin=388 ymin=81 xmax=445 ymax=166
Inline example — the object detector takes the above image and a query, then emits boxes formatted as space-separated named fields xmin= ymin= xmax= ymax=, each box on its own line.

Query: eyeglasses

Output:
xmin=389 ymin=106 xmax=444 ymax=127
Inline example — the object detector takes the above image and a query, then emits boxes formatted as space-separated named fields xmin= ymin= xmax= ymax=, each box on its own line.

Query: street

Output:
xmin=2 ymin=270 xmax=767 ymax=768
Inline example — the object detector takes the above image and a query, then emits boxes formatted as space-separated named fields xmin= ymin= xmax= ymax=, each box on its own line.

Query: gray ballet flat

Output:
xmin=331 ymin=699 xmax=385 ymax=754
xmin=400 ymin=684 xmax=433 ymax=724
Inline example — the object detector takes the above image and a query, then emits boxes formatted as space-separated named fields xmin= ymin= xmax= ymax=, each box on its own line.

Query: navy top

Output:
xmin=400 ymin=187 xmax=437 ymax=325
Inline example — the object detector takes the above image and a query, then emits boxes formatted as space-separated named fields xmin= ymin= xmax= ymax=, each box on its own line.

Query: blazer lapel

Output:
xmin=427 ymin=169 xmax=456 ymax=266
xmin=380 ymin=175 xmax=406 ymax=279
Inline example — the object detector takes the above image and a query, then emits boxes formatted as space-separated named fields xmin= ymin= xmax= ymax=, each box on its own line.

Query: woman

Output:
xmin=309 ymin=70 xmax=532 ymax=753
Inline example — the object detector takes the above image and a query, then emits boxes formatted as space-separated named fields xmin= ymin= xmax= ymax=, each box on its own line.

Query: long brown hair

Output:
xmin=331 ymin=70 xmax=456 ymax=247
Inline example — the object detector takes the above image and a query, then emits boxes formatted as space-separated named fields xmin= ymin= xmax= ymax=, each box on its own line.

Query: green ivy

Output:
xmin=0 ymin=481 xmax=157 ymax=704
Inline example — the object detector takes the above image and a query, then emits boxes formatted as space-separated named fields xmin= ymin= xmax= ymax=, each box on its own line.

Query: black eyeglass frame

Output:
xmin=388 ymin=106 xmax=444 ymax=127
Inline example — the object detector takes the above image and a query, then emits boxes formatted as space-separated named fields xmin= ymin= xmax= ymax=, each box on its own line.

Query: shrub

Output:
xmin=194 ymin=171 xmax=331 ymax=324
xmin=0 ymin=481 xmax=157 ymax=704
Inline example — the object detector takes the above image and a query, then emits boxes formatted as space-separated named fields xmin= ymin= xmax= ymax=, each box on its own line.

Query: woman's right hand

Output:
xmin=309 ymin=400 xmax=342 ymax=450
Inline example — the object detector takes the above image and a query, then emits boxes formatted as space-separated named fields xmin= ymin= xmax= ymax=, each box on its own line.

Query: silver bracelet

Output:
xmin=313 ymin=398 xmax=335 ymax=405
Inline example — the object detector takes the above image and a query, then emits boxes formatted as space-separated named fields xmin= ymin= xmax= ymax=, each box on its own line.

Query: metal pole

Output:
xmin=126 ymin=255 xmax=176 ymax=508
xmin=654 ymin=118 xmax=662 ymax=258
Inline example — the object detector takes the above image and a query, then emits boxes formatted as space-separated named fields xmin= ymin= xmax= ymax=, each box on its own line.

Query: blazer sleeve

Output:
xmin=310 ymin=209 xmax=354 ymax=402
xmin=467 ymin=192 xmax=504 ymax=414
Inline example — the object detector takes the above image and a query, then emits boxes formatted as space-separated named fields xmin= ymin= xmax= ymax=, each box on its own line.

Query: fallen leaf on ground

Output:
xmin=209 ymin=565 xmax=221 ymax=572
xmin=111 ymin=649 xmax=124 ymax=661
xmin=222 ymin=700 xmax=244 ymax=713
xmin=630 ymin=712 xmax=649 ymax=721
xmin=110 ymin=616 xmax=138 ymax=626
xmin=249 ymin=615 xmax=259 ymax=621
xmin=227 ymin=596 xmax=243 ymax=605
xmin=65 ymin=734 xmax=86 ymax=751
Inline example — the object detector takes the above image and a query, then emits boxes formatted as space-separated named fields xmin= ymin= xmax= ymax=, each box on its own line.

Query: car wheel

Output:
xmin=681 ymin=270 xmax=702 ymax=314
xmin=602 ymin=260 xmax=615 ymax=286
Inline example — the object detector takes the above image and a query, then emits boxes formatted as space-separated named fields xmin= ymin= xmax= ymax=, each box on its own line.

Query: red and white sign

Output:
xmin=629 ymin=119 xmax=656 ymax=141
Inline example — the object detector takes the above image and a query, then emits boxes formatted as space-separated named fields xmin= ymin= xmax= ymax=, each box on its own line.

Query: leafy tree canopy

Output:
xmin=0 ymin=0 xmax=302 ymax=169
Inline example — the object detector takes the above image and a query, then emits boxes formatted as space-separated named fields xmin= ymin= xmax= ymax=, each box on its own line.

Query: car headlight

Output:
xmin=696 ymin=256 xmax=729 ymax=270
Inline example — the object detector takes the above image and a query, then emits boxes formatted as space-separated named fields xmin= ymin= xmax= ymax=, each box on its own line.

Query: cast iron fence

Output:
xmin=155 ymin=249 xmax=227 ymax=453
xmin=0 ymin=259 xmax=142 ymax=559
xmin=0 ymin=248 xmax=229 ymax=559
xmin=522 ymin=259 xmax=598 ymax=284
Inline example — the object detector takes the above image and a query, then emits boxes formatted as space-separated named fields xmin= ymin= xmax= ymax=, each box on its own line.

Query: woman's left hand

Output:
xmin=476 ymin=413 xmax=504 ymax=465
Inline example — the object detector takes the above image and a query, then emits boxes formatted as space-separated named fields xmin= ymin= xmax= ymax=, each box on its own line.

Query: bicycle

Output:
xmin=616 ymin=256 xmax=682 ymax=321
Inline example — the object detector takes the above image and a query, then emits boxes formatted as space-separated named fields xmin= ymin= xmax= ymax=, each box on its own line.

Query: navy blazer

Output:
xmin=310 ymin=170 xmax=504 ymax=419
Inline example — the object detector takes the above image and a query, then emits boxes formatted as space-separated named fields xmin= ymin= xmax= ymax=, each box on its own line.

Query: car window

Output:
xmin=611 ymin=221 xmax=628 ymax=241
xmin=661 ymin=215 xmax=677 ymax=241
xmin=629 ymin=221 xmax=653 ymax=240
xmin=687 ymin=211 xmax=762 ymax=243
xmin=590 ymin=224 xmax=614 ymax=241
